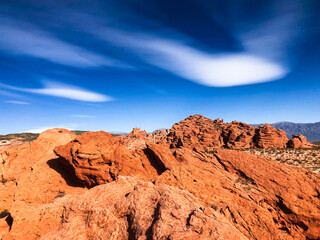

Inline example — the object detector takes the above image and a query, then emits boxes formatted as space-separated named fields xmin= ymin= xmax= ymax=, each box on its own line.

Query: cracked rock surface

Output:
xmin=55 ymin=128 xmax=320 ymax=240
xmin=41 ymin=176 xmax=248 ymax=240
xmin=1 ymin=115 xmax=319 ymax=240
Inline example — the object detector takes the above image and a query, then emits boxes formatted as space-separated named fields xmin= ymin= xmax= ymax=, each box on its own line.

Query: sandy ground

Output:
xmin=244 ymin=147 xmax=320 ymax=174
xmin=0 ymin=140 xmax=24 ymax=152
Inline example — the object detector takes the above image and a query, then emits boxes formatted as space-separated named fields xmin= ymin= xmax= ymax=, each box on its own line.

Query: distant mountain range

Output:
xmin=253 ymin=122 xmax=320 ymax=142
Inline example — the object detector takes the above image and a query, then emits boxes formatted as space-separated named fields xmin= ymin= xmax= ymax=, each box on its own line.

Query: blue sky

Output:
xmin=0 ymin=0 xmax=320 ymax=134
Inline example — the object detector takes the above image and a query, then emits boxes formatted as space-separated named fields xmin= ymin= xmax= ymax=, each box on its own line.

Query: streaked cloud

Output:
xmin=0 ymin=81 xmax=112 ymax=102
xmin=130 ymin=39 xmax=287 ymax=87
xmin=86 ymin=28 xmax=288 ymax=87
xmin=71 ymin=114 xmax=96 ymax=118
xmin=0 ymin=17 xmax=132 ymax=69
xmin=232 ymin=0 xmax=306 ymax=65
xmin=0 ymin=89 xmax=24 ymax=98
xmin=5 ymin=100 xmax=30 ymax=105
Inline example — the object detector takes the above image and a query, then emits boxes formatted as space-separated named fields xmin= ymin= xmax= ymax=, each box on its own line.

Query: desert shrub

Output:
xmin=0 ymin=133 xmax=39 ymax=142
xmin=236 ymin=177 xmax=254 ymax=185
xmin=205 ymin=150 xmax=217 ymax=155
xmin=54 ymin=192 xmax=66 ymax=199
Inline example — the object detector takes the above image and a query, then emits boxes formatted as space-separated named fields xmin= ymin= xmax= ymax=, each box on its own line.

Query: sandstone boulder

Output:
xmin=287 ymin=134 xmax=314 ymax=148
xmin=54 ymin=131 xmax=162 ymax=187
xmin=41 ymin=176 xmax=248 ymax=240
xmin=254 ymin=124 xmax=288 ymax=148
xmin=0 ymin=128 xmax=85 ymax=240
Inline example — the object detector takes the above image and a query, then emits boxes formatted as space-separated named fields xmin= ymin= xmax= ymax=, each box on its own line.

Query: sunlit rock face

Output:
xmin=287 ymin=134 xmax=314 ymax=148
xmin=119 ymin=115 xmax=313 ymax=151
xmin=0 ymin=129 xmax=85 ymax=240
xmin=40 ymin=176 xmax=248 ymax=240
xmin=55 ymin=125 xmax=320 ymax=240
xmin=165 ymin=115 xmax=313 ymax=150
xmin=0 ymin=116 xmax=319 ymax=240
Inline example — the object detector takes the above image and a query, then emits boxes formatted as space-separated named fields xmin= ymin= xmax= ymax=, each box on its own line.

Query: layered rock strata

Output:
xmin=54 ymin=130 xmax=320 ymax=240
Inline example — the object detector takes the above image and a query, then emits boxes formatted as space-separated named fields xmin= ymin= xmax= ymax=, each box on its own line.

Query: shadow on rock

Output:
xmin=47 ymin=158 xmax=84 ymax=188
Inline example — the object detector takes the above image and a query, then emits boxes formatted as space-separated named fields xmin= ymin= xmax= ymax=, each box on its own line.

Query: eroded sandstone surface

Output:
xmin=41 ymin=176 xmax=248 ymax=240
xmin=0 ymin=140 xmax=23 ymax=153
xmin=118 ymin=115 xmax=314 ymax=151
xmin=0 ymin=129 xmax=85 ymax=240
xmin=165 ymin=115 xmax=313 ymax=150
xmin=0 ymin=115 xmax=319 ymax=240
xmin=55 ymin=126 xmax=320 ymax=239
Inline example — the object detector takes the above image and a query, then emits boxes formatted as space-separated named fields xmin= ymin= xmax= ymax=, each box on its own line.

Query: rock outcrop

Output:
xmin=254 ymin=124 xmax=288 ymax=148
xmin=41 ymin=176 xmax=248 ymax=240
xmin=118 ymin=128 xmax=150 ymax=150
xmin=55 ymin=130 xmax=320 ymax=240
xmin=0 ymin=129 xmax=85 ymax=240
xmin=164 ymin=115 xmax=313 ymax=150
xmin=117 ymin=128 xmax=169 ymax=150
xmin=0 ymin=115 xmax=318 ymax=240
xmin=54 ymin=131 xmax=162 ymax=188
xmin=269 ymin=121 xmax=320 ymax=142
xmin=287 ymin=134 xmax=314 ymax=148
xmin=117 ymin=115 xmax=313 ymax=150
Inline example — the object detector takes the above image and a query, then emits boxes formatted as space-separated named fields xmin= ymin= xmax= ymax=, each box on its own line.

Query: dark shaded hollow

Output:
xmin=47 ymin=157 xmax=84 ymax=188
xmin=126 ymin=214 xmax=136 ymax=240
xmin=145 ymin=202 xmax=161 ymax=240
xmin=5 ymin=213 xmax=13 ymax=230
xmin=143 ymin=149 xmax=167 ymax=175
xmin=275 ymin=195 xmax=293 ymax=214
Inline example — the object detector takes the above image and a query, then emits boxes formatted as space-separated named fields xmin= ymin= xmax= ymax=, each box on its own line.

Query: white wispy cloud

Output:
xmin=0 ymin=16 xmax=132 ymax=69
xmin=0 ymin=89 xmax=25 ymax=98
xmin=0 ymin=81 xmax=112 ymax=102
xmin=5 ymin=100 xmax=30 ymax=105
xmin=87 ymin=28 xmax=288 ymax=87
xmin=233 ymin=0 xmax=305 ymax=65
xmin=130 ymin=38 xmax=287 ymax=87
xmin=71 ymin=114 xmax=96 ymax=118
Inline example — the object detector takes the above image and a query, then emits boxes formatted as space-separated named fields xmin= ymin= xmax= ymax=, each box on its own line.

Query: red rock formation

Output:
xmin=287 ymin=134 xmax=314 ymax=148
xmin=41 ymin=176 xmax=248 ymax=240
xmin=0 ymin=115 xmax=317 ymax=240
xmin=116 ymin=115 xmax=311 ymax=151
xmin=152 ymin=128 xmax=170 ymax=142
xmin=55 ymin=131 xmax=320 ymax=240
xmin=164 ymin=115 xmax=313 ymax=150
xmin=117 ymin=127 xmax=150 ymax=149
xmin=117 ymin=128 xmax=169 ymax=150
xmin=0 ymin=217 xmax=10 ymax=239
xmin=166 ymin=115 xmax=226 ymax=149
xmin=54 ymin=131 xmax=161 ymax=187
xmin=254 ymin=124 xmax=288 ymax=148
xmin=0 ymin=129 xmax=85 ymax=240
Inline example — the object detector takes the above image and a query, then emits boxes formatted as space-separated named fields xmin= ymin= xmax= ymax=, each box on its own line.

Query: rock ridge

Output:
xmin=54 ymin=128 xmax=320 ymax=240
xmin=163 ymin=115 xmax=314 ymax=150
xmin=0 ymin=116 xmax=319 ymax=240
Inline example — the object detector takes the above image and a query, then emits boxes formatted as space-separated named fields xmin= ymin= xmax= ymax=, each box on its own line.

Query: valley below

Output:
xmin=245 ymin=147 xmax=320 ymax=174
